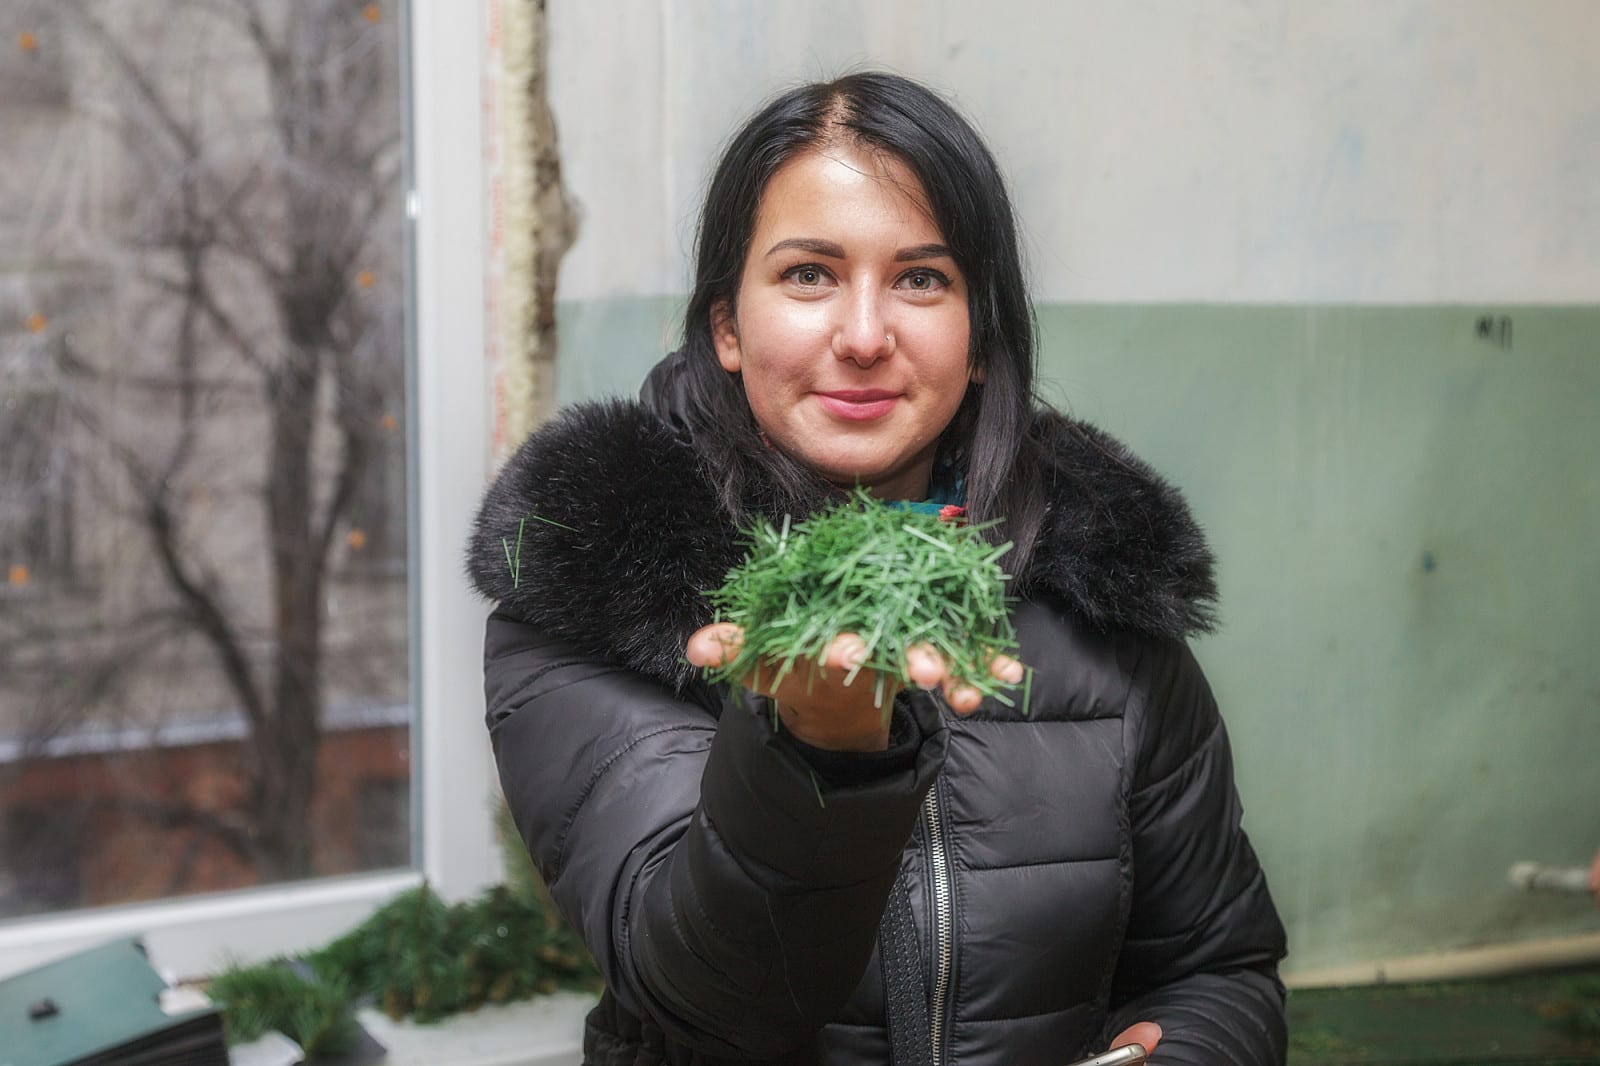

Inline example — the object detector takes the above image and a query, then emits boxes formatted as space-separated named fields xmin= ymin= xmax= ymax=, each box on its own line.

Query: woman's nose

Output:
xmin=831 ymin=292 xmax=894 ymax=367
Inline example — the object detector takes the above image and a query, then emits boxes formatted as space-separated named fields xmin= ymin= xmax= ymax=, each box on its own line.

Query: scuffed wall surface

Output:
xmin=548 ymin=0 xmax=1600 ymax=305
xmin=485 ymin=0 xmax=576 ymax=454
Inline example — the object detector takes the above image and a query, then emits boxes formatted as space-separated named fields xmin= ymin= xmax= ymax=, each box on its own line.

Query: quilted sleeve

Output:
xmin=1103 ymin=639 xmax=1288 ymax=1065
xmin=485 ymin=613 xmax=947 ymax=1059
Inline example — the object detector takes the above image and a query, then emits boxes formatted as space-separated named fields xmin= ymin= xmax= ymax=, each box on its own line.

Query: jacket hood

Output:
xmin=467 ymin=360 xmax=1216 ymax=690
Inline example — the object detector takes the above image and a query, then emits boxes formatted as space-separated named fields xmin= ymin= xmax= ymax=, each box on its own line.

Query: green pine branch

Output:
xmin=208 ymin=812 xmax=600 ymax=1058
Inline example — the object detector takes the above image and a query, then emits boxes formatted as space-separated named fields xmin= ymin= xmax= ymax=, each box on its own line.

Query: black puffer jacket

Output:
xmin=467 ymin=379 xmax=1288 ymax=1065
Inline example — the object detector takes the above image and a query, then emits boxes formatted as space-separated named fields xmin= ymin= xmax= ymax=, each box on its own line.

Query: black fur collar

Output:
xmin=466 ymin=401 xmax=1216 ymax=690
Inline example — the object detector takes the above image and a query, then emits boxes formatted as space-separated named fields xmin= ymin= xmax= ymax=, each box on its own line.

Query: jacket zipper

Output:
xmin=924 ymin=785 xmax=954 ymax=1066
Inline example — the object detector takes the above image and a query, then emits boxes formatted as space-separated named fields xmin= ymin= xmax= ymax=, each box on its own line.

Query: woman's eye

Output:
xmin=786 ymin=265 xmax=826 ymax=287
xmin=901 ymin=269 xmax=947 ymax=292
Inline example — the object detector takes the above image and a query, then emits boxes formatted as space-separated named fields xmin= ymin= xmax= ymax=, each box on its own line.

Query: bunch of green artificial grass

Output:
xmin=704 ymin=488 xmax=1026 ymax=711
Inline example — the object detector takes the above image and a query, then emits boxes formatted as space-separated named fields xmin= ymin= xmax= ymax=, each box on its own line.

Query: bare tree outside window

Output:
xmin=0 ymin=390 xmax=76 ymax=588
xmin=0 ymin=0 xmax=410 ymax=915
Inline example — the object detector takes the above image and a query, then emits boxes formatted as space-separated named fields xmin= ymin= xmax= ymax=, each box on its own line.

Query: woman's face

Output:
xmin=713 ymin=144 xmax=973 ymax=501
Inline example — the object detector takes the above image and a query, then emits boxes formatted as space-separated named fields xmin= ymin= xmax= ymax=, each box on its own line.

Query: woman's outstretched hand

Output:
xmin=686 ymin=622 xmax=1023 ymax=752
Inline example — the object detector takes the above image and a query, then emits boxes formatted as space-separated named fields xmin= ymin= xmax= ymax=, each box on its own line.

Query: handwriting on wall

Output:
xmin=1475 ymin=314 xmax=1513 ymax=349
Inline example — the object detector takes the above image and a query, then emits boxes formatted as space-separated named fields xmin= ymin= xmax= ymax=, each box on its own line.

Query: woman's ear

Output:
xmin=712 ymin=301 xmax=742 ymax=373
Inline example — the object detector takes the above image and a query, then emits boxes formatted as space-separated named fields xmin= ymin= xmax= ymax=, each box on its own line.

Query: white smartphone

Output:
xmin=1064 ymin=1043 xmax=1148 ymax=1066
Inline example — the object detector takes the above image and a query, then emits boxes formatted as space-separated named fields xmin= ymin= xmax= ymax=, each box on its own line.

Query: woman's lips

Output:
xmin=816 ymin=390 xmax=899 ymax=420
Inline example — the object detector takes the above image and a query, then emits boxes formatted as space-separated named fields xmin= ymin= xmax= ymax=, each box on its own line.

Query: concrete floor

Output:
xmin=1288 ymin=968 xmax=1600 ymax=1064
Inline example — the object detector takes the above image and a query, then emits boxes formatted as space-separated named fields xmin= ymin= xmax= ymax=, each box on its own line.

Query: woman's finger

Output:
xmin=943 ymin=679 xmax=984 ymax=715
xmin=988 ymin=653 xmax=1025 ymax=685
xmin=1108 ymin=1021 xmax=1162 ymax=1056
xmin=685 ymin=622 xmax=744 ymax=668
xmin=904 ymin=643 xmax=946 ymax=689
xmin=822 ymin=633 xmax=870 ymax=679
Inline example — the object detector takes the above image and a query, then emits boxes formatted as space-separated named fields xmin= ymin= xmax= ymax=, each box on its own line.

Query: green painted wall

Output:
xmin=556 ymin=298 xmax=1600 ymax=975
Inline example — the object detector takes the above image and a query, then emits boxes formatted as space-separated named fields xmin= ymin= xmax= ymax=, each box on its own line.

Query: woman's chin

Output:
xmin=821 ymin=464 xmax=927 ymax=500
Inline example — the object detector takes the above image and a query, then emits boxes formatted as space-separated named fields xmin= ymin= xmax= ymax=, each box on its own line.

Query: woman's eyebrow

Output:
xmin=765 ymin=237 xmax=845 ymax=258
xmin=764 ymin=237 xmax=954 ymax=262
xmin=894 ymin=243 xmax=953 ymax=262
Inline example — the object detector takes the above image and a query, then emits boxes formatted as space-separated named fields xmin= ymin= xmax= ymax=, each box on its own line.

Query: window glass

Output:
xmin=0 ymin=0 xmax=410 ymax=918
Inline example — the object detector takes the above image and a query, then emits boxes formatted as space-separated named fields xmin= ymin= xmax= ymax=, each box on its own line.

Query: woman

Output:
xmin=469 ymin=72 xmax=1287 ymax=1065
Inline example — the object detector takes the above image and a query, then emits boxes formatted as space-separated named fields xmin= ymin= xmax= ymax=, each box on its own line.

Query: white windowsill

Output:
xmin=0 ymin=872 xmax=422 ymax=982
xmin=359 ymin=993 xmax=592 ymax=1066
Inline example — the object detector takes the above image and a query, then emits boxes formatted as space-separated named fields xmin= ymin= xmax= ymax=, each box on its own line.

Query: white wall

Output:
xmin=549 ymin=0 xmax=1600 ymax=305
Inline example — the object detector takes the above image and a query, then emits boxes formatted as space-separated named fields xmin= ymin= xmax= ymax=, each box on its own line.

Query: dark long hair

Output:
xmin=673 ymin=71 xmax=1049 ymax=574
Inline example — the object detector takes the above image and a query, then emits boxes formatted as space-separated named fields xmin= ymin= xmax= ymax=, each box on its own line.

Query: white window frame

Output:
xmin=0 ymin=0 xmax=501 ymax=981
